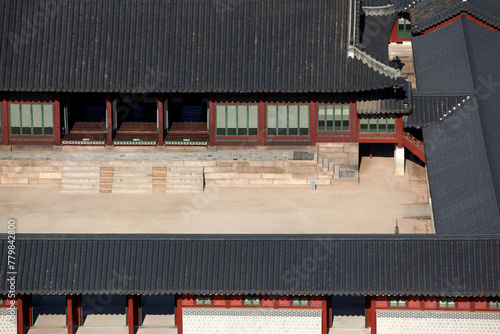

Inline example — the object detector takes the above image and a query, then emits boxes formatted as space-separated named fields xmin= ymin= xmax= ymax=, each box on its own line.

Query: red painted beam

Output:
xmin=126 ymin=295 xmax=135 ymax=334
xmin=419 ymin=13 xmax=500 ymax=35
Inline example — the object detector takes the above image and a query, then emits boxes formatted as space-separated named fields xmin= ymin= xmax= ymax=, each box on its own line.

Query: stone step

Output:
xmin=62 ymin=172 xmax=101 ymax=178
xmin=110 ymin=183 xmax=153 ymax=189
xmin=110 ymin=177 xmax=154 ymax=184
xmin=329 ymin=329 xmax=370 ymax=334
xmin=61 ymin=178 xmax=100 ymax=183
xmin=111 ymin=189 xmax=152 ymax=194
xmin=137 ymin=327 xmax=177 ymax=334
xmin=111 ymin=172 xmax=153 ymax=177
xmin=165 ymin=177 xmax=203 ymax=184
xmin=166 ymin=171 xmax=204 ymax=177
xmin=113 ymin=166 xmax=152 ymax=171
xmin=165 ymin=184 xmax=204 ymax=191
xmin=61 ymin=183 xmax=100 ymax=189
xmin=61 ymin=189 xmax=100 ymax=193
xmin=62 ymin=166 xmax=101 ymax=171
xmin=167 ymin=166 xmax=204 ymax=171
xmin=28 ymin=328 xmax=67 ymax=334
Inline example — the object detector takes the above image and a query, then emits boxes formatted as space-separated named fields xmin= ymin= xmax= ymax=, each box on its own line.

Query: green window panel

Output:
xmin=216 ymin=104 xmax=258 ymax=136
xmin=292 ymin=296 xmax=309 ymax=306
xmin=439 ymin=297 xmax=456 ymax=309
xmin=10 ymin=103 xmax=54 ymax=136
xmin=267 ymin=104 xmax=309 ymax=136
xmin=398 ymin=18 xmax=412 ymax=39
xmin=389 ymin=297 xmax=407 ymax=307
xmin=359 ymin=115 xmax=396 ymax=134
xmin=318 ymin=104 xmax=349 ymax=131
xmin=243 ymin=295 xmax=260 ymax=306
xmin=489 ymin=297 xmax=500 ymax=309
xmin=195 ymin=295 xmax=212 ymax=305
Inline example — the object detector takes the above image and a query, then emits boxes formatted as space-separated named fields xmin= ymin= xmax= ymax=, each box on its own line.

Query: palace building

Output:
xmin=1 ymin=0 xmax=500 ymax=333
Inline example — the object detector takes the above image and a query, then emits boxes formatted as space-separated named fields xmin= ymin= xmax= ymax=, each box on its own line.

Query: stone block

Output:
xmin=1 ymin=178 xmax=29 ymax=184
xmin=28 ymin=179 xmax=61 ymax=184
xmin=39 ymin=172 xmax=62 ymax=179
xmin=0 ymin=145 xmax=12 ymax=152
xmin=215 ymin=179 xmax=249 ymax=185
xmin=261 ymin=173 xmax=293 ymax=179
xmin=249 ymin=179 xmax=274 ymax=185
xmin=349 ymin=153 xmax=359 ymax=167
xmin=6 ymin=172 xmax=39 ymax=179
xmin=283 ymin=161 xmax=317 ymax=167
xmin=272 ymin=179 xmax=307 ymax=185
xmin=216 ymin=161 xmax=249 ymax=167
xmin=248 ymin=161 xmax=284 ymax=167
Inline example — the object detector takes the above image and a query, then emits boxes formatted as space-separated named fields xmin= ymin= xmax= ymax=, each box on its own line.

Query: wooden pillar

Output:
xmin=350 ymin=93 xmax=358 ymax=142
xmin=53 ymin=93 xmax=62 ymax=146
xmin=309 ymin=94 xmax=318 ymax=146
xmin=66 ymin=295 xmax=81 ymax=334
xmin=208 ymin=94 xmax=215 ymax=146
xmin=16 ymin=295 xmax=29 ymax=334
xmin=396 ymin=115 xmax=403 ymax=148
xmin=366 ymin=296 xmax=377 ymax=334
xmin=106 ymin=94 xmax=113 ymax=146
xmin=134 ymin=295 xmax=141 ymax=328
xmin=126 ymin=295 xmax=136 ymax=334
xmin=1 ymin=93 xmax=8 ymax=144
xmin=321 ymin=297 xmax=329 ymax=334
xmin=176 ymin=296 xmax=183 ymax=334
xmin=157 ymin=96 xmax=164 ymax=145
xmin=258 ymin=94 xmax=266 ymax=146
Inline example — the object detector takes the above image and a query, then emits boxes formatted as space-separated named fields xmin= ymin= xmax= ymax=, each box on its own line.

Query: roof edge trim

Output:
xmin=362 ymin=5 xmax=395 ymax=16
xmin=348 ymin=46 xmax=401 ymax=78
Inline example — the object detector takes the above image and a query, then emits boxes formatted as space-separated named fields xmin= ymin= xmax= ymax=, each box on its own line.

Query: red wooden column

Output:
xmin=1 ymin=93 xmax=8 ymax=144
xmin=66 ymin=295 xmax=81 ymax=334
xmin=208 ymin=94 xmax=216 ymax=146
xmin=126 ymin=295 xmax=136 ymax=334
xmin=106 ymin=94 xmax=113 ymax=146
xmin=309 ymin=95 xmax=318 ymax=146
xmin=53 ymin=93 xmax=62 ymax=146
xmin=176 ymin=296 xmax=183 ymax=334
xmin=321 ymin=297 xmax=329 ymax=334
xmin=396 ymin=115 xmax=403 ymax=148
xmin=157 ymin=95 xmax=164 ymax=144
xmin=16 ymin=295 xmax=29 ymax=334
xmin=350 ymin=93 xmax=358 ymax=141
xmin=258 ymin=94 xmax=266 ymax=146
xmin=366 ymin=297 xmax=377 ymax=334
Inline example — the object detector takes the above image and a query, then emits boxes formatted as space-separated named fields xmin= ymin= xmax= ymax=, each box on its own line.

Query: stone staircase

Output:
xmin=317 ymin=143 xmax=359 ymax=180
xmin=204 ymin=161 xmax=332 ymax=186
xmin=61 ymin=164 xmax=204 ymax=193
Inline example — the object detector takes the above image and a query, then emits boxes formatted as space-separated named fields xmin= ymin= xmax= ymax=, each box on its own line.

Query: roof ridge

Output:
xmin=348 ymin=46 xmax=401 ymax=78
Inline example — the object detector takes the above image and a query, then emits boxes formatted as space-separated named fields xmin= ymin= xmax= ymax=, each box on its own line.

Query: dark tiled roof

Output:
xmin=0 ymin=0 xmax=399 ymax=94
xmin=411 ymin=0 xmax=500 ymax=33
xmin=403 ymin=93 xmax=473 ymax=127
xmin=423 ymin=99 xmax=500 ymax=234
xmin=359 ymin=13 xmax=398 ymax=66
xmin=362 ymin=0 xmax=427 ymax=12
xmin=357 ymin=83 xmax=411 ymax=114
xmin=412 ymin=21 xmax=475 ymax=92
xmin=1 ymin=234 xmax=499 ymax=297
xmin=413 ymin=17 xmax=500 ymax=234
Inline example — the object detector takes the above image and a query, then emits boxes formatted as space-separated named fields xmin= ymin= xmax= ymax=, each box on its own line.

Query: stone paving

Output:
xmin=0 ymin=153 xmax=431 ymax=235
